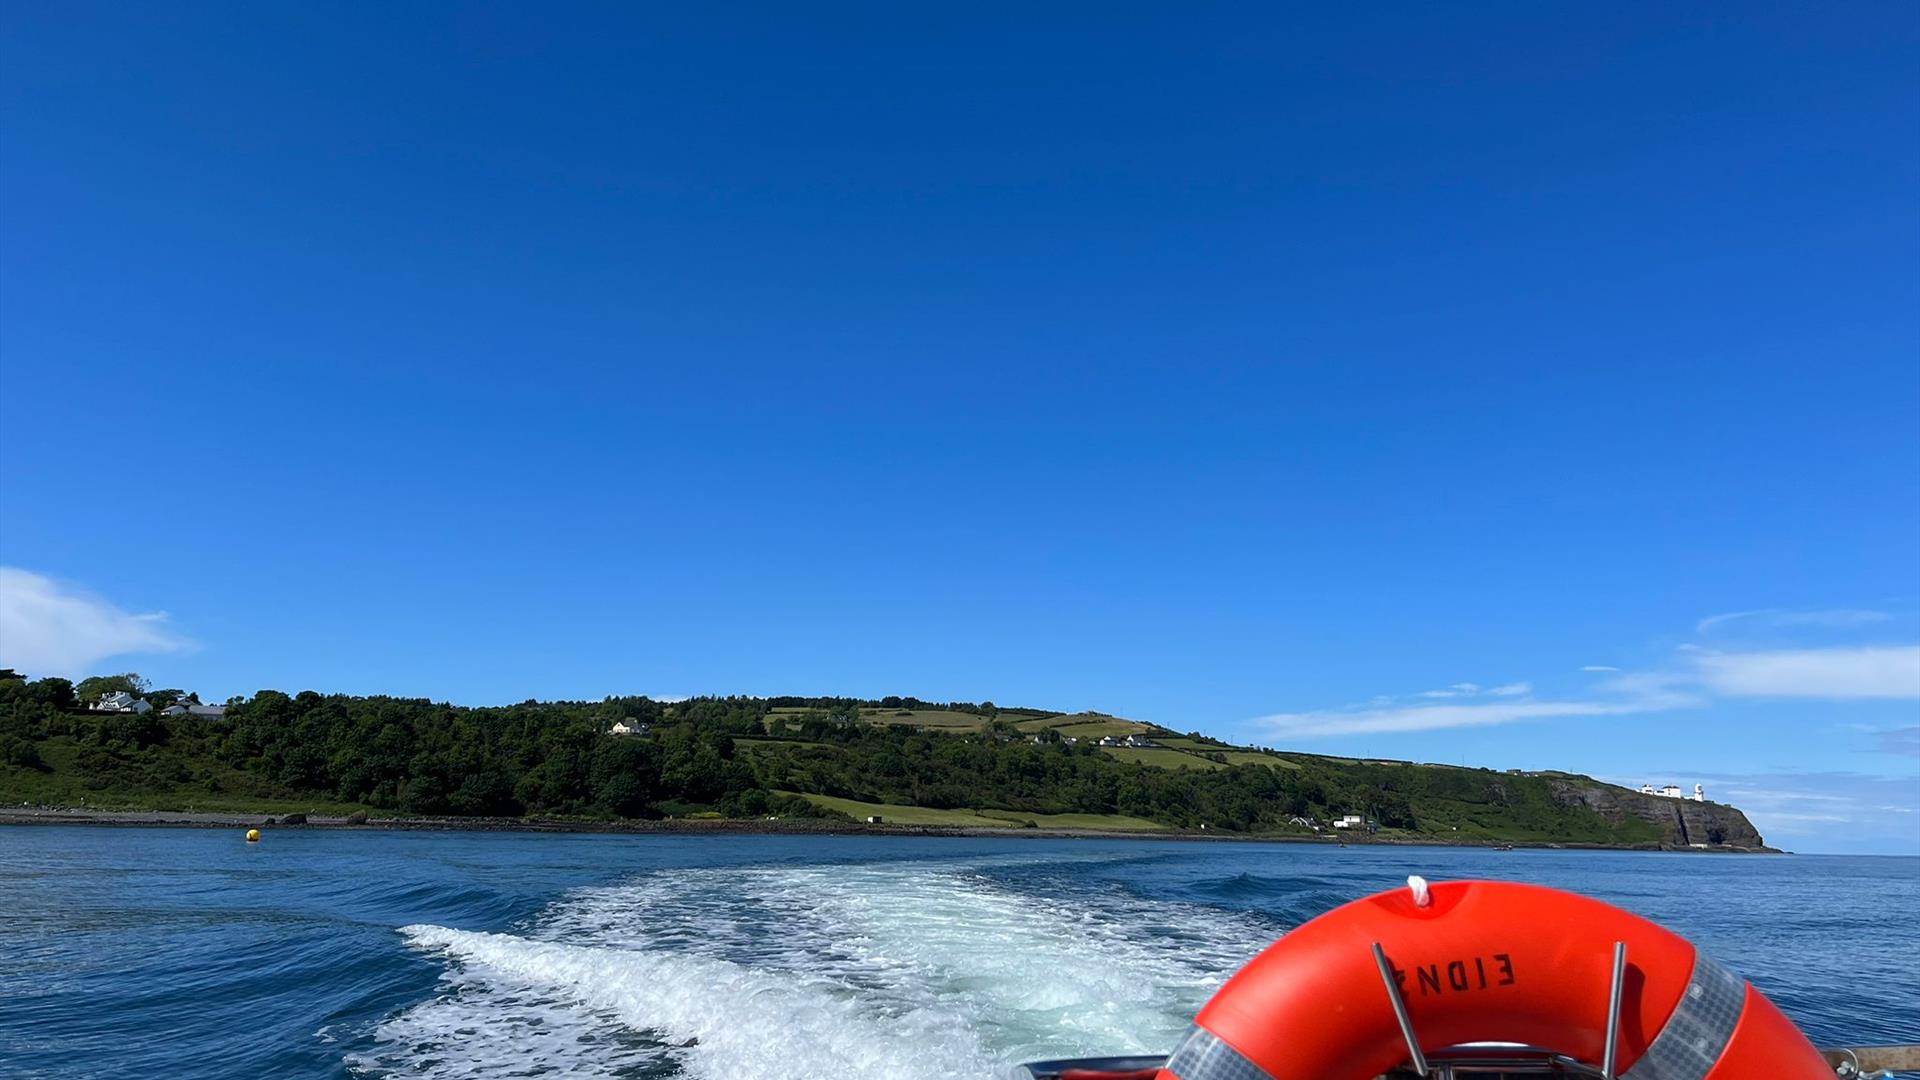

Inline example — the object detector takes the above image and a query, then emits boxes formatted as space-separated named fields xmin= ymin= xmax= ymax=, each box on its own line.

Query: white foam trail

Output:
xmin=346 ymin=965 xmax=661 ymax=1079
xmin=539 ymin=861 xmax=1274 ymax=1062
xmin=363 ymin=856 xmax=1280 ymax=1078
xmin=393 ymin=925 xmax=998 ymax=1080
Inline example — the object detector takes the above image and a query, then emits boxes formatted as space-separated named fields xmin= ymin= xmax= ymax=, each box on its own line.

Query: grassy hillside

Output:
xmin=0 ymin=678 xmax=1718 ymax=846
xmin=1098 ymin=746 xmax=1226 ymax=770
xmin=782 ymin=793 xmax=1168 ymax=831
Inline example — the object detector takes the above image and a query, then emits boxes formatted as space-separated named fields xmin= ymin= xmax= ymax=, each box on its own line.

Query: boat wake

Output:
xmin=351 ymin=858 xmax=1276 ymax=1078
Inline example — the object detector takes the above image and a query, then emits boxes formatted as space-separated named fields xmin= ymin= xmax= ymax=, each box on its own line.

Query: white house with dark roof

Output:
xmin=92 ymin=691 xmax=152 ymax=714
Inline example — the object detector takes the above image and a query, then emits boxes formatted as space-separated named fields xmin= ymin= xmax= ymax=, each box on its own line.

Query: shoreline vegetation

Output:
xmin=0 ymin=806 xmax=1778 ymax=852
xmin=0 ymin=672 xmax=1775 ymax=852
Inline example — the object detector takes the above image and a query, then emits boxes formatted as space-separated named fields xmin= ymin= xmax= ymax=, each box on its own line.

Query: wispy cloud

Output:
xmin=1875 ymin=726 xmax=1920 ymax=758
xmin=0 ymin=568 xmax=194 ymax=678
xmin=1262 ymin=646 xmax=1920 ymax=738
xmin=1668 ymin=771 xmax=1920 ymax=849
xmin=1256 ymin=695 xmax=1677 ymax=737
xmin=1695 ymin=608 xmax=1895 ymax=635
xmin=1252 ymin=610 xmax=1919 ymax=739
xmin=1694 ymin=645 xmax=1920 ymax=699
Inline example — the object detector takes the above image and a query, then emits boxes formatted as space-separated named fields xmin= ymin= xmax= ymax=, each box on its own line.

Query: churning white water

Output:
xmin=355 ymin=857 xmax=1277 ymax=1078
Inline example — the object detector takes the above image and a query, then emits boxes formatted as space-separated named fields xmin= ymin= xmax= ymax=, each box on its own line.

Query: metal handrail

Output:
xmin=1022 ymin=934 xmax=1908 ymax=1080
xmin=1372 ymin=942 xmax=1431 ymax=1075
xmin=1015 ymin=1045 xmax=1920 ymax=1080
xmin=1601 ymin=942 xmax=1627 ymax=1079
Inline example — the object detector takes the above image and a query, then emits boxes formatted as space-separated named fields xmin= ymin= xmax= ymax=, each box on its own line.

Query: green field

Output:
xmin=1123 ymin=744 xmax=1301 ymax=769
xmin=1098 ymin=746 xmax=1225 ymax=769
xmin=1053 ymin=721 xmax=1159 ymax=740
xmin=1211 ymin=750 xmax=1301 ymax=769
xmin=765 ymin=707 xmax=1059 ymax=734
xmin=1152 ymin=737 xmax=1215 ymax=750
xmin=786 ymin=793 xmax=1168 ymax=831
xmin=864 ymin=709 xmax=990 ymax=729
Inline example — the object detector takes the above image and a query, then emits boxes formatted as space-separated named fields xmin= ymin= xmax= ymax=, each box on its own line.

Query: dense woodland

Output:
xmin=0 ymin=671 xmax=1658 ymax=842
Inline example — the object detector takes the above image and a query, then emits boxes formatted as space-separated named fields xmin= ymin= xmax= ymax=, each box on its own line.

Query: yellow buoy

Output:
xmin=245 ymin=829 xmax=261 ymax=842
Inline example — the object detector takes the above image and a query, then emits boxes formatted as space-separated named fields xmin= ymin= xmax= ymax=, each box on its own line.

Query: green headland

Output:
xmin=0 ymin=672 xmax=1767 ymax=849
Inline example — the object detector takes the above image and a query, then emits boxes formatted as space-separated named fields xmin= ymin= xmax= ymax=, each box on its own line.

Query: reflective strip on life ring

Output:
xmin=1622 ymin=952 xmax=1744 ymax=1080
xmin=1163 ymin=1026 xmax=1272 ymax=1080
xmin=1156 ymin=881 xmax=1833 ymax=1080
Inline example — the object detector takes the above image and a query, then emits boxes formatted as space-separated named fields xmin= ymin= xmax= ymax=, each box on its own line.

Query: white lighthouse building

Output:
xmin=1639 ymin=782 xmax=1707 ymax=802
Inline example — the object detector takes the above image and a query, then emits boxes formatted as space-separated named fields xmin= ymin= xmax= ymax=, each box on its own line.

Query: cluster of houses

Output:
xmin=1026 ymin=731 xmax=1162 ymax=748
xmin=90 ymin=692 xmax=225 ymax=720
xmin=1286 ymin=813 xmax=1374 ymax=833
xmin=1640 ymin=782 xmax=1706 ymax=802
xmin=608 ymin=721 xmax=651 ymax=736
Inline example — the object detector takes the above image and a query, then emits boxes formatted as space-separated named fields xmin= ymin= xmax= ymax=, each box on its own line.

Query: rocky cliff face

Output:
xmin=1549 ymin=781 xmax=1771 ymax=850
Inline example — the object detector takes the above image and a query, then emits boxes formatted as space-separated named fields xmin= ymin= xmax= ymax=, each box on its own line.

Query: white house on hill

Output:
xmin=92 ymin=691 xmax=151 ymax=714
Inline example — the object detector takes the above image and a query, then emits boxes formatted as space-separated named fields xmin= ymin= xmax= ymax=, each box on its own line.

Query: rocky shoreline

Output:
xmin=0 ymin=806 xmax=1781 ymax=852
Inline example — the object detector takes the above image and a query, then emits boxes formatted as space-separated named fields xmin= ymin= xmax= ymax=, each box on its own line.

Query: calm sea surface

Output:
xmin=0 ymin=827 xmax=1914 ymax=1079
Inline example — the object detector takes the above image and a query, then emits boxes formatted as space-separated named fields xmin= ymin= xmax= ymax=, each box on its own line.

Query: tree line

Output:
xmin=0 ymin=672 xmax=1649 ymax=841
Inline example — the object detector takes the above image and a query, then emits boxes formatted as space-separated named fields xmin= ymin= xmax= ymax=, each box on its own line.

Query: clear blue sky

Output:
xmin=3 ymin=3 xmax=1916 ymax=853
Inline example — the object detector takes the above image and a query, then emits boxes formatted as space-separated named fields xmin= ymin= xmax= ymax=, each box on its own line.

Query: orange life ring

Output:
xmin=1157 ymin=880 xmax=1833 ymax=1080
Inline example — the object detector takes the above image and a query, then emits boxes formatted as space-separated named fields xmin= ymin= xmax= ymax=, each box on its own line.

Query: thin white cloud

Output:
xmin=1259 ymin=668 xmax=1710 ymax=737
xmin=1576 ymin=670 xmax=1710 ymax=713
xmin=0 ymin=568 xmax=193 ymax=678
xmin=1255 ymin=696 xmax=1674 ymax=737
xmin=1750 ymin=811 xmax=1856 ymax=828
xmin=1262 ymin=646 xmax=1920 ymax=740
xmin=1624 ymin=770 xmax=1920 ymax=849
xmin=1246 ymin=607 xmax=1919 ymax=767
xmin=1694 ymin=645 xmax=1920 ymax=700
xmin=1695 ymin=608 xmax=1894 ymax=635
xmin=1419 ymin=682 xmax=1481 ymax=699
xmin=1706 ymin=787 xmax=1854 ymax=804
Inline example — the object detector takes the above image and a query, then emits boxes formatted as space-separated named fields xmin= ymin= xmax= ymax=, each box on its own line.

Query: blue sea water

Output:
xmin=0 ymin=828 xmax=1914 ymax=1079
